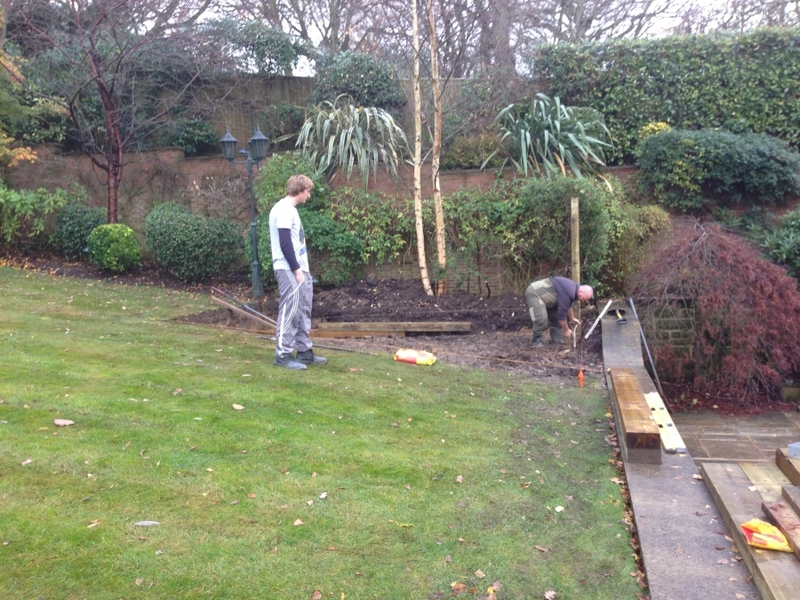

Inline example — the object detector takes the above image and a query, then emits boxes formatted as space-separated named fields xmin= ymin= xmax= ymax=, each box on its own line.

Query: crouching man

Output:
xmin=525 ymin=277 xmax=593 ymax=346
xmin=268 ymin=174 xmax=326 ymax=370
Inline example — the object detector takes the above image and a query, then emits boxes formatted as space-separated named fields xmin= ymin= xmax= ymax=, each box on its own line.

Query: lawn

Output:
xmin=0 ymin=267 xmax=639 ymax=599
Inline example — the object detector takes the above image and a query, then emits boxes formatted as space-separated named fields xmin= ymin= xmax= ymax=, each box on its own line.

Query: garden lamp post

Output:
xmin=220 ymin=125 xmax=269 ymax=298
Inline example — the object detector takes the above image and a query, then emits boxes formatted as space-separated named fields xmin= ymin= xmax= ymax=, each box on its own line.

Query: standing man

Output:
xmin=525 ymin=276 xmax=593 ymax=346
xmin=268 ymin=174 xmax=326 ymax=370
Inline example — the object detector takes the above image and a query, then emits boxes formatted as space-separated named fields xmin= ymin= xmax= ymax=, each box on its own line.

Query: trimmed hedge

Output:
xmin=87 ymin=224 xmax=141 ymax=273
xmin=144 ymin=203 xmax=243 ymax=283
xmin=52 ymin=204 xmax=106 ymax=259
xmin=634 ymin=129 xmax=800 ymax=212
xmin=528 ymin=28 xmax=800 ymax=163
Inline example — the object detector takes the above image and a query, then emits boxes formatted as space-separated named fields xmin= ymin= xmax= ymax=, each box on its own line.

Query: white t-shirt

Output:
xmin=268 ymin=196 xmax=309 ymax=272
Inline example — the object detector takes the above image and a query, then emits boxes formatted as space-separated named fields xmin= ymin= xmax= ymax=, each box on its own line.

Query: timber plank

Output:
xmin=776 ymin=448 xmax=800 ymax=486
xmin=643 ymin=391 xmax=687 ymax=454
xmin=740 ymin=463 xmax=792 ymax=500
xmin=311 ymin=329 xmax=405 ymax=339
xmin=702 ymin=462 xmax=800 ymax=600
xmin=608 ymin=369 xmax=661 ymax=460
xmin=316 ymin=321 xmax=471 ymax=333
xmin=782 ymin=486 xmax=800 ymax=515
xmin=762 ymin=500 xmax=800 ymax=561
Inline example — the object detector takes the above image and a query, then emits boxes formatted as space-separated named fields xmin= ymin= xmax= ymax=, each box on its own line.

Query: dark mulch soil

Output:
xmin=4 ymin=250 xmax=796 ymax=414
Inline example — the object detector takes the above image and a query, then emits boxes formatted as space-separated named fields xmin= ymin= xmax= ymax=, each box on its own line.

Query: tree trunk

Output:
xmin=428 ymin=0 xmax=446 ymax=295
xmin=412 ymin=0 xmax=433 ymax=296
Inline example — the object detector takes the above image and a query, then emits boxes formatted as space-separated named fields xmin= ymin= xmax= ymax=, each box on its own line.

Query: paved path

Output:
xmin=672 ymin=410 xmax=800 ymax=465
xmin=601 ymin=304 xmax=762 ymax=600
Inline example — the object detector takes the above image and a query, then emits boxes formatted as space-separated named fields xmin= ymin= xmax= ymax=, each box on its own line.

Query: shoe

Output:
xmin=274 ymin=354 xmax=307 ymax=370
xmin=549 ymin=328 xmax=566 ymax=344
xmin=296 ymin=349 xmax=327 ymax=365
xmin=532 ymin=332 xmax=544 ymax=347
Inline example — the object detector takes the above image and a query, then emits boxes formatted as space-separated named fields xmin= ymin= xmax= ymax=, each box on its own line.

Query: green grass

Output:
xmin=0 ymin=267 xmax=639 ymax=599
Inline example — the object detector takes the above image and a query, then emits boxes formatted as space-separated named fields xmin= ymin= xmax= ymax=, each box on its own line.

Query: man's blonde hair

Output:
xmin=287 ymin=174 xmax=314 ymax=197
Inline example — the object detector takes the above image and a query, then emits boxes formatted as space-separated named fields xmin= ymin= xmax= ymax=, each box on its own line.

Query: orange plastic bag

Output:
xmin=393 ymin=348 xmax=436 ymax=366
xmin=740 ymin=518 xmax=793 ymax=552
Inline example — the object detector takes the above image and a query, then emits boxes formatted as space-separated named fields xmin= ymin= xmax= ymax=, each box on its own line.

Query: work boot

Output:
xmin=532 ymin=332 xmax=544 ymax=347
xmin=274 ymin=353 xmax=307 ymax=370
xmin=549 ymin=327 xmax=567 ymax=344
xmin=296 ymin=349 xmax=327 ymax=365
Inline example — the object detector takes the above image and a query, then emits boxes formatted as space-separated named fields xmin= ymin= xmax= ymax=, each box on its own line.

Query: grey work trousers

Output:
xmin=274 ymin=269 xmax=313 ymax=357
xmin=525 ymin=279 xmax=562 ymax=341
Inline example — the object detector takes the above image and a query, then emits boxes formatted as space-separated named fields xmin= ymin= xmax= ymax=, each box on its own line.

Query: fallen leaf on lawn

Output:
xmin=535 ymin=545 xmax=549 ymax=553
xmin=230 ymin=500 xmax=239 ymax=506
xmin=206 ymin=468 xmax=213 ymax=472
xmin=490 ymin=581 xmax=501 ymax=592
xmin=21 ymin=458 xmax=32 ymax=466
xmin=451 ymin=582 xmax=467 ymax=594
xmin=388 ymin=520 xmax=413 ymax=527
xmin=87 ymin=519 xmax=101 ymax=528
xmin=610 ymin=477 xmax=623 ymax=485
xmin=555 ymin=506 xmax=564 ymax=512
xmin=294 ymin=519 xmax=304 ymax=526
xmin=232 ymin=404 xmax=244 ymax=411
xmin=319 ymin=492 xmax=327 ymax=499
xmin=521 ymin=481 xmax=532 ymax=489
xmin=307 ymin=500 xmax=313 ymax=506
xmin=544 ymin=591 xmax=556 ymax=599
xmin=311 ymin=590 xmax=322 ymax=600
xmin=54 ymin=419 xmax=74 ymax=427
xmin=173 ymin=388 xmax=182 ymax=395
xmin=456 ymin=475 xmax=463 ymax=483
xmin=475 ymin=569 xmax=485 ymax=578
xmin=135 ymin=578 xmax=143 ymax=586
xmin=445 ymin=555 xmax=452 ymax=563
xmin=348 ymin=368 xmax=362 ymax=372
xmin=134 ymin=521 xmax=160 ymax=527
xmin=248 ymin=493 xmax=256 ymax=498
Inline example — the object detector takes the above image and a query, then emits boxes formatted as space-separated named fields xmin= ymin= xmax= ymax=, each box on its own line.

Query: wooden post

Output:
xmin=570 ymin=197 xmax=580 ymax=320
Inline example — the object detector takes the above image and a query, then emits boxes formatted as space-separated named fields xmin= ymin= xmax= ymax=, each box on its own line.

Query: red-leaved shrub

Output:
xmin=630 ymin=218 xmax=800 ymax=405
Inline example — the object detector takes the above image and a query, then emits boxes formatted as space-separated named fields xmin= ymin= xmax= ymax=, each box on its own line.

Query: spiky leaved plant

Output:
xmin=294 ymin=94 xmax=409 ymax=189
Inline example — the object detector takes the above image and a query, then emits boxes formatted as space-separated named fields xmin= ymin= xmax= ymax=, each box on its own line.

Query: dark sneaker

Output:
xmin=274 ymin=354 xmax=307 ymax=370
xmin=532 ymin=332 xmax=544 ymax=347
xmin=296 ymin=349 xmax=327 ymax=365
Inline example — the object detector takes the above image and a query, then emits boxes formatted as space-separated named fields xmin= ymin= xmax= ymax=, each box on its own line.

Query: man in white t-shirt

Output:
xmin=268 ymin=174 xmax=326 ymax=370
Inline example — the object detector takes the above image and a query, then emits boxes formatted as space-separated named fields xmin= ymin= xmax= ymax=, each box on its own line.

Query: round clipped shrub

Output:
xmin=52 ymin=204 xmax=107 ymax=260
xmin=87 ymin=224 xmax=141 ymax=273
xmin=144 ymin=202 xmax=243 ymax=283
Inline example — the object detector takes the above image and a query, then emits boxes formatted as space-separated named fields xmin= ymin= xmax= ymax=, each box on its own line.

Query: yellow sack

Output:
xmin=740 ymin=518 xmax=793 ymax=553
xmin=393 ymin=348 xmax=436 ymax=366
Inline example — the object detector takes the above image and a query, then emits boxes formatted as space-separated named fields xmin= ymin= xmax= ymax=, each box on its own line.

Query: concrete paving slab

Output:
xmin=699 ymin=439 xmax=767 ymax=461
xmin=625 ymin=452 xmax=759 ymax=600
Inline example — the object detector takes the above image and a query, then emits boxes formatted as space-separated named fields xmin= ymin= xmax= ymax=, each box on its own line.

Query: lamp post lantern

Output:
xmin=220 ymin=125 xmax=269 ymax=297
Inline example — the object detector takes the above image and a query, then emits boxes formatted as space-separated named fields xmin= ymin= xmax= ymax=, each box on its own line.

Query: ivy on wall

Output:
xmin=528 ymin=28 xmax=800 ymax=164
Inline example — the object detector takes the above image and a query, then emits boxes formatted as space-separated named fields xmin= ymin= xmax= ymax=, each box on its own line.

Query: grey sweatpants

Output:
xmin=274 ymin=269 xmax=313 ymax=357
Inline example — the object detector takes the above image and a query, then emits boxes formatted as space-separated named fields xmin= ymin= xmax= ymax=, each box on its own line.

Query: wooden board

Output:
xmin=762 ymin=500 xmax=800 ymax=561
xmin=643 ymin=391 xmax=687 ymax=454
xmin=702 ymin=462 xmax=800 ymax=600
xmin=782 ymin=486 xmax=800 ymax=515
xmin=776 ymin=448 xmax=800 ymax=486
xmin=608 ymin=369 xmax=661 ymax=461
xmin=311 ymin=329 xmax=405 ymax=339
xmin=316 ymin=321 xmax=472 ymax=333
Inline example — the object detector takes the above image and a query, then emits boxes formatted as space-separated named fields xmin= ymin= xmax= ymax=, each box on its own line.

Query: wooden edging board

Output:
xmin=701 ymin=462 xmax=800 ymax=600
xmin=316 ymin=321 xmax=472 ymax=333
xmin=776 ymin=448 xmax=800 ymax=485
xmin=607 ymin=368 xmax=661 ymax=464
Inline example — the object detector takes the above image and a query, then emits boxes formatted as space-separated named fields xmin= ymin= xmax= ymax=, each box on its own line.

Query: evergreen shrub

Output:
xmin=87 ymin=224 xmax=141 ymax=273
xmin=763 ymin=208 xmax=800 ymax=279
xmin=144 ymin=203 xmax=243 ymax=283
xmin=52 ymin=203 xmax=106 ymax=259
xmin=635 ymin=129 xmax=800 ymax=213
xmin=311 ymin=52 xmax=406 ymax=114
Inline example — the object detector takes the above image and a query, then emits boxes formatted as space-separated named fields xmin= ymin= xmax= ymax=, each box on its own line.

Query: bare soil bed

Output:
xmin=6 ymin=251 xmax=794 ymax=413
